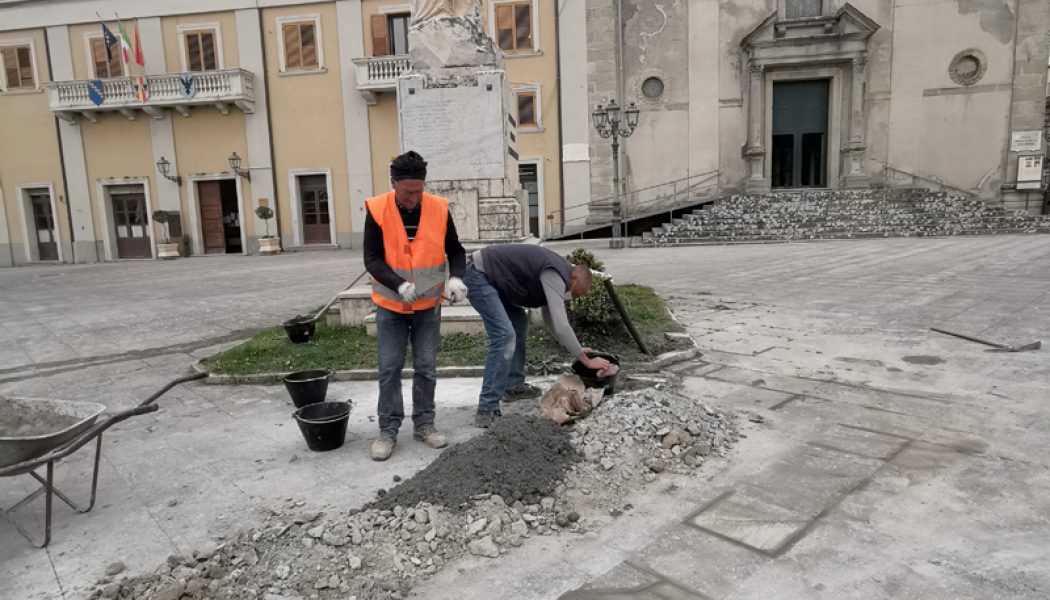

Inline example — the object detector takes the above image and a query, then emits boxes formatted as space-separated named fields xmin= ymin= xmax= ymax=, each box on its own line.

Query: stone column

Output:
xmin=844 ymin=55 xmax=869 ymax=188
xmin=744 ymin=63 xmax=768 ymax=192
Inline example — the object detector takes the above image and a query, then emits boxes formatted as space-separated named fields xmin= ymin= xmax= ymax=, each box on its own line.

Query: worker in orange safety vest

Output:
xmin=363 ymin=151 xmax=468 ymax=461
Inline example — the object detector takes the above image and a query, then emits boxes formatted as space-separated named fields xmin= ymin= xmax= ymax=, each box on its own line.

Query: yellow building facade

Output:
xmin=0 ymin=0 xmax=561 ymax=266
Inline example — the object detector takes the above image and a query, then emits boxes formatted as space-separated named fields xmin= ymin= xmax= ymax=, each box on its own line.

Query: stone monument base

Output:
xmin=425 ymin=178 xmax=526 ymax=243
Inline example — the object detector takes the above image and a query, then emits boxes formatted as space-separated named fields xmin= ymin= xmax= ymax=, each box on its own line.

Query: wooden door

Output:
xmin=112 ymin=193 xmax=151 ymax=259
xmin=299 ymin=175 xmax=331 ymax=244
xmin=29 ymin=191 xmax=58 ymax=261
xmin=198 ymin=181 xmax=226 ymax=253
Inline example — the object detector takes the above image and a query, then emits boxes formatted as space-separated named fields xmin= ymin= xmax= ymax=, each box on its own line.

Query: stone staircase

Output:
xmin=641 ymin=189 xmax=1050 ymax=246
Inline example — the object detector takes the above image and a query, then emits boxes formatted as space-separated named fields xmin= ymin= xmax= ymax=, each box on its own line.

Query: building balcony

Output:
xmin=45 ymin=69 xmax=255 ymax=124
xmin=351 ymin=55 xmax=410 ymax=104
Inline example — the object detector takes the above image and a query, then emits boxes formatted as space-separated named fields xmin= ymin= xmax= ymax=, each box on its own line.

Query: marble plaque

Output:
xmin=398 ymin=72 xmax=509 ymax=181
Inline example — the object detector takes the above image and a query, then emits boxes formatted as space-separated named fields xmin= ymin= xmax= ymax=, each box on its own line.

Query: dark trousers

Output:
xmin=375 ymin=305 xmax=441 ymax=435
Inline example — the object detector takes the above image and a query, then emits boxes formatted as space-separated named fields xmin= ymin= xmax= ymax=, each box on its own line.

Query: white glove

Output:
xmin=446 ymin=276 xmax=468 ymax=303
xmin=397 ymin=281 xmax=418 ymax=302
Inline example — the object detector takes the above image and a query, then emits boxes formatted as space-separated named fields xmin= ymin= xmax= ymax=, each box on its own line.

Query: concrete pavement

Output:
xmin=2 ymin=236 xmax=1049 ymax=599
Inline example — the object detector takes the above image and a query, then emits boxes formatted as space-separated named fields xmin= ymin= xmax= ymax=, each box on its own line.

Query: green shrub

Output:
xmin=566 ymin=247 xmax=618 ymax=332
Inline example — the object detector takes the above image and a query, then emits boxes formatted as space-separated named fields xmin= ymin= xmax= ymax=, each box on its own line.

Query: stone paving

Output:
xmin=2 ymin=236 xmax=1050 ymax=599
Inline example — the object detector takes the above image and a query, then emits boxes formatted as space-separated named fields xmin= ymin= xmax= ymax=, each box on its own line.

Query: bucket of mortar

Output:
xmin=282 ymin=316 xmax=316 ymax=344
xmin=571 ymin=352 xmax=620 ymax=396
xmin=282 ymin=369 xmax=333 ymax=408
xmin=293 ymin=400 xmax=353 ymax=452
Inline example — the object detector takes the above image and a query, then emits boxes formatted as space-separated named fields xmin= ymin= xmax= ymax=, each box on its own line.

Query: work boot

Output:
xmin=474 ymin=410 xmax=502 ymax=429
xmin=413 ymin=425 xmax=448 ymax=449
xmin=370 ymin=434 xmax=396 ymax=461
xmin=503 ymin=383 xmax=542 ymax=403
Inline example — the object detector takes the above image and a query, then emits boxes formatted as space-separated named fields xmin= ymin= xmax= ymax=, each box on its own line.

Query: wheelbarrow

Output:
xmin=0 ymin=372 xmax=207 ymax=548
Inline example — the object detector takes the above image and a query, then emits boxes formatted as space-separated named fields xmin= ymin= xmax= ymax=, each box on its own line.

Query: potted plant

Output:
xmin=255 ymin=205 xmax=281 ymax=255
xmin=152 ymin=210 xmax=180 ymax=260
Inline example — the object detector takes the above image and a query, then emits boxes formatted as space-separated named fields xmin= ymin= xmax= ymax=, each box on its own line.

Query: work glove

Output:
xmin=397 ymin=281 xmax=418 ymax=303
xmin=446 ymin=276 xmax=468 ymax=303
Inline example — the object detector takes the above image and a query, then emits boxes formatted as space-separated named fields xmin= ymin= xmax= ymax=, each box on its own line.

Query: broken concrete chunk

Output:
xmin=467 ymin=536 xmax=501 ymax=558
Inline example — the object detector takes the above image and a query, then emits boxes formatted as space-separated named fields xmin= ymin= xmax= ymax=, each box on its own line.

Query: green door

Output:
xmin=771 ymin=80 xmax=829 ymax=188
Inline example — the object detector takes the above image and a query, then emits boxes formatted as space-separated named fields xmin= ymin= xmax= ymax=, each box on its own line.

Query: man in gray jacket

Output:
xmin=463 ymin=244 xmax=613 ymax=427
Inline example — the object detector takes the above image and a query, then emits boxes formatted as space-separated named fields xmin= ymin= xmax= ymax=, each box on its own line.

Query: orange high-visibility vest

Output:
xmin=366 ymin=191 xmax=449 ymax=314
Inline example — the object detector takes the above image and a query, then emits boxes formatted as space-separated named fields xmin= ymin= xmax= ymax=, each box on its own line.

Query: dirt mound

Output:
xmin=370 ymin=414 xmax=579 ymax=511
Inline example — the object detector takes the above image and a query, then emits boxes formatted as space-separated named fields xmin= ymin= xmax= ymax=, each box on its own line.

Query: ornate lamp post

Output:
xmin=592 ymin=99 xmax=640 ymax=248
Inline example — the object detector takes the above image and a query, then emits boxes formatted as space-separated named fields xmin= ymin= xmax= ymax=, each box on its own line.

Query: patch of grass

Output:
xmin=205 ymin=285 xmax=687 ymax=376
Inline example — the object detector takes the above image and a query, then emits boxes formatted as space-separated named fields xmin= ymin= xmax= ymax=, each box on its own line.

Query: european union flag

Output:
xmin=102 ymin=24 xmax=118 ymax=61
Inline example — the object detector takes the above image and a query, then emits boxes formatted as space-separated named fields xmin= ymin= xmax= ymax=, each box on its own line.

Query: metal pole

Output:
xmin=610 ymin=132 xmax=624 ymax=249
xmin=602 ymin=278 xmax=651 ymax=355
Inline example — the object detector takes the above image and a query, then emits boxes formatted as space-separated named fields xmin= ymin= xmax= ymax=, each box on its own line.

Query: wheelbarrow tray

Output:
xmin=0 ymin=397 xmax=106 ymax=470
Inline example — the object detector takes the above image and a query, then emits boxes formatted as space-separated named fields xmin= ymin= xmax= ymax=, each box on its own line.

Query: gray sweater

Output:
xmin=473 ymin=250 xmax=584 ymax=357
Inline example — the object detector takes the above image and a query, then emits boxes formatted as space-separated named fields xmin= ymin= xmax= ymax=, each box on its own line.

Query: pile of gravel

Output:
xmin=89 ymin=376 xmax=742 ymax=600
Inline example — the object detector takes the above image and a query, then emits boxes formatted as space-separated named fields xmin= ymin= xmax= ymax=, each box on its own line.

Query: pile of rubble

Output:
xmin=90 ymin=377 xmax=738 ymax=600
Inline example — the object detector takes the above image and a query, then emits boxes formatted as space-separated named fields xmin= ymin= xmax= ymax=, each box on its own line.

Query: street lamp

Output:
xmin=228 ymin=151 xmax=251 ymax=181
xmin=155 ymin=156 xmax=182 ymax=186
xmin=592 ymin=99 xmax=640 ymax=248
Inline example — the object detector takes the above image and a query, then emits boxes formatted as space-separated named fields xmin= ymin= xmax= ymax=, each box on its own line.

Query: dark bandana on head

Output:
xmin=390 ymin=151 xmax=428 ymax=181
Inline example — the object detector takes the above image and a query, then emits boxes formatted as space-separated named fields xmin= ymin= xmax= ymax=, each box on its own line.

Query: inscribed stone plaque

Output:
xmin=785 ymin=0 xmax=822 ymax=18
xmin=1011 ymin=130 xmax=1042 ymax=152
xmin=398 ymin=73 xmax=508 ymax=181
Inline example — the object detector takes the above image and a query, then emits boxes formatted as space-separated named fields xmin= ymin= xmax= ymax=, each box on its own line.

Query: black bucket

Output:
xmin=293 ymin=400 xmax=353 ymax=452
xmin=282 ymin=369 xmax=333 ymax=408
xmin=282 ymin=316 xmax=316 ymax=344
xmin=571 ymin=352 xmax=621 ymax=396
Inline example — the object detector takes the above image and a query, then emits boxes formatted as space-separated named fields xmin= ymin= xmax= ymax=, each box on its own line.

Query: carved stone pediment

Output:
xmin=741 ymin=3 xmax=879 ymax=63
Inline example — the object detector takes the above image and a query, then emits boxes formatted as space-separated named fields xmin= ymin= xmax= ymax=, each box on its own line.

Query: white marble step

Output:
xmin=363 ymin=304 xmax=485 ymax=336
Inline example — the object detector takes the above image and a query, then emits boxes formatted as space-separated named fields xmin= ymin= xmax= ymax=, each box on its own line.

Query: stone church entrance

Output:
xmin=771 ymin=79 xmax=829 ymax=188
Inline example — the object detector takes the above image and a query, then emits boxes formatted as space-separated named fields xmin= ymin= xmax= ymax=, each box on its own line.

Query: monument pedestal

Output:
xmin=398 ymin=69 xmax=526 ymax=243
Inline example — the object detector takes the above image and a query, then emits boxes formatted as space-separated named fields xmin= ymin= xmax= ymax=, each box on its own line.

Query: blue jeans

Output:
xmin=464 ymin=265 xmax=528 ymax=413
xmin=375 ymin=305 xmax=441 ymax=436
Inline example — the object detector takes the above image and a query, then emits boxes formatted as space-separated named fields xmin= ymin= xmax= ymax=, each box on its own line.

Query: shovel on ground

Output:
xmin=283 ymin=271 xmax=368 ymax=343
xmin=930 ymin=327 xmax=1042 ymax=353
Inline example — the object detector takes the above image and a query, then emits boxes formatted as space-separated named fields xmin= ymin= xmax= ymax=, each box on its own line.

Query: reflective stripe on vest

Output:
xmin=366 ymin=191 xmax=449 ymax=314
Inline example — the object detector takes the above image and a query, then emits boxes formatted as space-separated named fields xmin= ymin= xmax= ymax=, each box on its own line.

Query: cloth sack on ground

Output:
xmin=540 ymin=374 xmax=605 ymax=424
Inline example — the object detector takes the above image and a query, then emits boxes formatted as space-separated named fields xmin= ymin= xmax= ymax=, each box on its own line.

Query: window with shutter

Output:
xmin=282 ymin=22 xmax=320 ymax=70
xmin=371 ymin=14 xmax=389 ymax=57
xmin=494 ymin=2 xmax=533 ymax=53
xmin=91 ymin=38 xmax=123 ymax=78
xmin=184 ymin=30 xmax=218 ymax=72
xmin=388 ymin=13 xmax=410 ymax=56
xmin=1 ymin=45 xmax=35 ymax=90
xmin=516 ymin=90 xmax=537 ymax=128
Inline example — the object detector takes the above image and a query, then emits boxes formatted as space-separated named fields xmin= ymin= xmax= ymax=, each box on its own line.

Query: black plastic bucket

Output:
xmin=293 ymin=400 xmax=353 ymax=452
xmin=571 ymin=352 xmax=621 ymax=396
xmin=282 ymin=369 xmax=333 ymax=408
xmin=282 ymin=316 xmax=316 ymax=344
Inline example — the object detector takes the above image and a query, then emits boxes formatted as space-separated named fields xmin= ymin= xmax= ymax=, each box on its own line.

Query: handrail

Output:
xmin=873 ymin=160 xmax=1005 ymax=208
xmin=546 ymin=171 xmax=720 ymax=239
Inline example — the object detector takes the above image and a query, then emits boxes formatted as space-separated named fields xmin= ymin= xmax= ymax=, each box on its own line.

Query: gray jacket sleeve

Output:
xmin=539 ymin=269 xmax=584 ymax=357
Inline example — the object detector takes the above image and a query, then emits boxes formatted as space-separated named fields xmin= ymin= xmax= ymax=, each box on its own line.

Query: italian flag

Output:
xmin=116 ymin=22 xmax=133 ymax=70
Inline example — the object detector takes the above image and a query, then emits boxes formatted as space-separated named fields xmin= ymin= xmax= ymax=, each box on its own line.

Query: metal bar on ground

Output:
xmin=602 ymin=277 xmax=651 ymax=356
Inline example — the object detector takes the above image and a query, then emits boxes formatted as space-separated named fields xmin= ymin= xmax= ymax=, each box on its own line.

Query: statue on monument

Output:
xmin=410 ymin=0 xmax=482 ymax=26
xmin=408 ymin=0 xmax=502 ymax=70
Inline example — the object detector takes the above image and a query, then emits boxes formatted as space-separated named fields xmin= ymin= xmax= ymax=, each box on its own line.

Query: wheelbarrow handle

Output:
xmin=138 ymin=371 xmax=208 ymax=408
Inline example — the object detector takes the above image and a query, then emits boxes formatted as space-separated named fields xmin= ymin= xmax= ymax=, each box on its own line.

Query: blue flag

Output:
xmin=88 ymin=80 xmax=105 ymax=106
xmin=101 ymin=23 xmax=118 ymax=61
